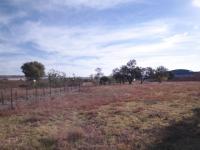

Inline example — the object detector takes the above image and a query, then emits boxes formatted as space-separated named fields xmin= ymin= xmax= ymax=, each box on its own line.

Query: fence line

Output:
xmin=0 ymin=84 xmax=81 ymax=110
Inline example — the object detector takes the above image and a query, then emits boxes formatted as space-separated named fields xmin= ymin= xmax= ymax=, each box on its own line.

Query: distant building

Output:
xmin=171 ymin=69 xmax=194 ymax=78
xmin=0 ymin=75 xmax=25 ymax=81
xmin=170 ymin=69 xmax=200 ymax=81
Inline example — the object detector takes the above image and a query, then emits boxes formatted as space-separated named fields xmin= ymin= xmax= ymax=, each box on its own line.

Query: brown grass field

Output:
xmin=0 ymin=82 xmax=200 ymax=150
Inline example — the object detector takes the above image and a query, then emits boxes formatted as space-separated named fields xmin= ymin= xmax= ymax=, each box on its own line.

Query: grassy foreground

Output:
xmin=0 ymin=82 xmax=200 ymax=150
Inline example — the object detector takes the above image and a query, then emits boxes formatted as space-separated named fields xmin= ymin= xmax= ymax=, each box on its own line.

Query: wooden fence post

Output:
xmin=10 ymin=88 xmax=14 ymax=109
xmin=50 ymin=83 xmax=51 ymax=97
xmin=43 ymin=88 xmax=45 ymax=97
xmin=1 ymin=90 xmax=4 ymax=105
xmin=36 ymin=87 xmax=38 ymax=100
xmin=78 ymin=83 xmax=81 ymax=92
xmin=15 ymin=90 xmax=18 ymax=101
xmin=34 ymin=87 xmax=37 ymax=101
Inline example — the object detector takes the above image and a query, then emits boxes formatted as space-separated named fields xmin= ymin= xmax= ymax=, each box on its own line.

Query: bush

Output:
xmin=99 ymin=76 xmax=111 ymax=85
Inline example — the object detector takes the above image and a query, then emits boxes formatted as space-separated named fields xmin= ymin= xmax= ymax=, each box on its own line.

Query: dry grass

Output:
xmin=0 ymin=82 xmax=200 ymax=149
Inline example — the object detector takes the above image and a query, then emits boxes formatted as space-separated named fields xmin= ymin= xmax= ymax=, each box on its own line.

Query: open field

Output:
xmin=0 ymin=82 xmax=200 ymax=150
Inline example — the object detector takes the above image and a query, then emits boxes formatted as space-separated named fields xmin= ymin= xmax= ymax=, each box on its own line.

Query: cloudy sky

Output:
xmin=0 ymin=0 xmax=200 ymax=76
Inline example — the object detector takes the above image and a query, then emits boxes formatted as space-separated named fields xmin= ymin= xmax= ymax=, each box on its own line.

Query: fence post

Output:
xmin=78 ymin=83 xmax=81 ymax=92
xmin=36 ymin=87 xmax=38 ymax=100
xmin=15 ymin=90 xmax=18 ymax=101
xmin=34 ymin=87 xmax=37 ymax=101
xmin=1 ymin=90 xmax=4 ymax=105
xmin=50 ymin=84 xmax=52 ymax=97
xmin=10 ymin=88 xmax=14 ymax=109
xmin=43 ymin=87 xmax=45 ymax=97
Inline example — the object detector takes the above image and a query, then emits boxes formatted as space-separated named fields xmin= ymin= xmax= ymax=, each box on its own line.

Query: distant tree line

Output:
xmin=20 ymin=59 xmax=172 ymax=87
xmin=21 ymin=61 xmax=82 ymax=87
xmin=112 ymin=59 xmax=169 ymax=84
xmin=95 ymin=59 xmax=170 ymax=85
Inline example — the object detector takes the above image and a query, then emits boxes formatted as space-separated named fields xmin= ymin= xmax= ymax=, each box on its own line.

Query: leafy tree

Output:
xmin=155 ymin=66 xmax=169 ymax=83
xmin=140 ymin=67 xmax=155 ymax=84
xmin=21 ymin=61 xmax=45 ymax=81
xmin=145 ymin=67 xmax=155 ymax=79
xmin=134 ymin=66 xmax=142 ymax=80
xmin=127 ymin=59 xmax=136 ymax=69
xmin=120 ymin=65 xmax=133 ymax=84
xmin=113 ymin=59 xmax=138 ymax=84
xmin=112 ymin=68 xmax=125 ymax=84
xmin=123 ymin=59 xmax=137 ymax=84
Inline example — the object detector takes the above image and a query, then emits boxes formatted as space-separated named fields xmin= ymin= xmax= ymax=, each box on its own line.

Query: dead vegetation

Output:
xmin=0 ymin=82 xmax=200 ymax=149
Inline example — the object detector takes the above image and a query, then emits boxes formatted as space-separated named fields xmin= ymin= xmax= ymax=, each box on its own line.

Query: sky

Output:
xmin=0 ymin=0 xmax=200 ymax=76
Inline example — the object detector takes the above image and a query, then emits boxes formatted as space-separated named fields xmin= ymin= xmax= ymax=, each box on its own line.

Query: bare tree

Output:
xmin=94 ymin=68 xmax=104 ymax=84
xmin=155 ymin=66 xmax=169 ymax=83
xmin=48 ymin=69 xmax=66 ymax=87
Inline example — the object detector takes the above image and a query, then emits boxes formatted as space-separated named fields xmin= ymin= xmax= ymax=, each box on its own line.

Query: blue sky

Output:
xmin=0 ymin=0 xmax=200 ymax=76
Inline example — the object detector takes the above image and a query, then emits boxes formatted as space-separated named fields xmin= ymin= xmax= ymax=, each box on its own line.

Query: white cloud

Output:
xmin=192 ymin=0 xmax=200 ymax=7
xmin=0 ymin=20 xmax=171 ymax=75
xmin=17 ymin=21 xmax=169 ymax=57
xmin=0 ymin=11 xmax=27 ymax=24
xmin=1 ymin=11 xmax=200 ymax=75
xmin=6 ymin=20 xmax=198 ymax=76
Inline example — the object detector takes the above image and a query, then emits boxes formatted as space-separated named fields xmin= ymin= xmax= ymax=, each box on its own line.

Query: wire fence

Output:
xmin=0 ymin=84 xmax=81 ymax=110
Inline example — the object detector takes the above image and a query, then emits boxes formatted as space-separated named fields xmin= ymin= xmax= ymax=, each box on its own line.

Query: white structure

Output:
xmin=0 ymin=75 xmax=26 ymax=81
